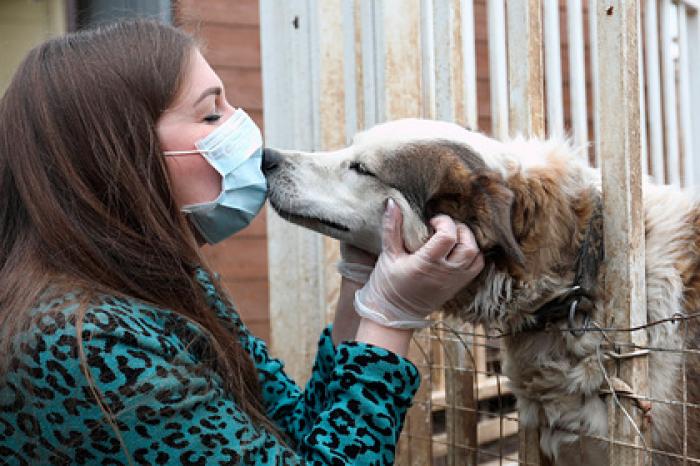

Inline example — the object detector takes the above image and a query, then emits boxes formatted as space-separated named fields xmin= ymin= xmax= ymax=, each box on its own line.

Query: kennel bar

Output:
xmin=566 ymin=0 xmax=588 ymax=149
xmin=341 ymin=0 xmax=359 ymax=143
xmin=660 ymin=0 xmax=681 ymax=187
xmin=637 ymin=4 xmax=649 ymax=178
xmin=430 ymin=0 xmax=452 ymax=122
xmin=595 ymin=2 xmax=650 ymax=465
xmin=421 ymin=0 xmax=436 ymax=120
xmin=461 ymin=0 xmax=478 ymax=130
xmin=487 ymin=0 xmax=508 ymax=140
xmin=588 ymin=0 xmax=601 ymax=167
xmin=645 ymin=0 xmax=665 ymax=183
xmin=690 ymin=2 xmax=700 ymax=184
xmin=678 ymin=2 xmax=694 ymax=187
xmin=544 ymin=0 xmax=564 ymax=139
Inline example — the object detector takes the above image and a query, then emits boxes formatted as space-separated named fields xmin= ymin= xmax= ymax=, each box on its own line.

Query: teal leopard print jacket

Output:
xmin=0 ymin=270 xmax=420 ymax=465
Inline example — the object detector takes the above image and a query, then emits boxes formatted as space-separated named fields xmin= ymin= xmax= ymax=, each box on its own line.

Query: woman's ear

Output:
xmin=424 ymin=168 xmax=525 ymax=267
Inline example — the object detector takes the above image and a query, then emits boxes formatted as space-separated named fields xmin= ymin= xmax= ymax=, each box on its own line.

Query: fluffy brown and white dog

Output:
xmin=262 ymin=119 xmax=700 ymax=465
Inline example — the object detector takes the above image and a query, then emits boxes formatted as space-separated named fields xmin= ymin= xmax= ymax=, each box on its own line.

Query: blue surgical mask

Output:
xmin=163 ymin=109 xmax=267 ymax=244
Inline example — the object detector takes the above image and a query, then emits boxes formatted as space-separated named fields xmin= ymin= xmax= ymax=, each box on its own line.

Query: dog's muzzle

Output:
xmin=262 ymin=147 xmax=283 ymax=175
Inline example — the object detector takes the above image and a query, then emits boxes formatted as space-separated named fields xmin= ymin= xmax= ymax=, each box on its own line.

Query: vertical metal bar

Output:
xmin=487 ymin=0 xmax=509 ymax=139
xmin=360 ymin=0 xmax=379 ymax=128
xmin=638 ymin=2 xmax=649 ymax=178
xmin=689 ymin=8 xmax=700 ymax=185
xmin=544 ymin=0 xmax=564 ymax=138
xmin=342 ymin=0 xmax=358 ymax=143
xmin=677 ymin=4 xmax=695 ymax=187
xmin=567 ymin=0 xmax=588 ymax=150
xmin=645 ymin=0 xmax=665 ymax=182
xmin=421 ymin=0 xmax=436 ymax=119
xmin=589 ymin=0 xmax=600 ymax=166
xmin=460 ymin=0 xmax=478 ymax=129
xmin=433 ymin=0 xmax=455 ymax=121
xmin=309 ymin=0 xmax=322 ymax=152
xmin=377 ymin=0 xmax=422 ymax=121
xmin=660 ymin=0 xmax=680 ymax=186
xmin=595 ymin=2 xmax=650 ymax=465
xmin=352 ymin=0 xmax=366 ymax=133
xmin=430 ymin=0 xmax=465 ymax=124
xmin=449 ymin=0 xmax=466 ymax=127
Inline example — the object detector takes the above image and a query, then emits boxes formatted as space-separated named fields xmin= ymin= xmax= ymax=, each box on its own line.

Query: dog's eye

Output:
xmin=349 ymin=161 xmax=376 ymax=177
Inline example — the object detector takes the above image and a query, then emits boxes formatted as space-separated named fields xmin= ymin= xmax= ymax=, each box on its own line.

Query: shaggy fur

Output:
xmin=263 ymin=119 xmax=700 ymax=465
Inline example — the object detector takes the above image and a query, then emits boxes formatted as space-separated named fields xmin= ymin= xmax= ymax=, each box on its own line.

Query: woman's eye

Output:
xmin=349 ymin=161 xmax=375 ymax=177
xmin=203 ymin=113 xmax=222 ymax=123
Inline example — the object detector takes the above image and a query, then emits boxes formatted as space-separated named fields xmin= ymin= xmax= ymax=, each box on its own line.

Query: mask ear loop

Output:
xmin=162 ymin=149 xmax=211 ymax=157
xmin=162 ymin=110 xmax=254 ymax=157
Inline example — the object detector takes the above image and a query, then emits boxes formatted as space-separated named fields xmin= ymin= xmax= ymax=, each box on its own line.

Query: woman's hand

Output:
xmin=355 ymin=198 xmax=484 ymax=330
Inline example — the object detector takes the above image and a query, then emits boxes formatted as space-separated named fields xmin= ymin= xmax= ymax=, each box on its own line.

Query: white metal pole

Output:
xmin=689 ymin=7 xmax=700 ymax=186
xmin=678 ymin=4 xmax=696 ymax=187
xmin=487 ymin=0 xmax=509 ymax=139
xmin=567 ymin=0 xmax=588 ymax=150
xmin=544 ymin=0 xmax=564 ymax=138
xmin=461 ymin=0 xmax=478 ymax=129
xmin=660 ymin=0 xmax=681 ymax=186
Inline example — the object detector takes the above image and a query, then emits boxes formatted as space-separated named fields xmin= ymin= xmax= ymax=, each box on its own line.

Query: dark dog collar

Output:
xmin=520 ymin=285 xmax=594 ymax=335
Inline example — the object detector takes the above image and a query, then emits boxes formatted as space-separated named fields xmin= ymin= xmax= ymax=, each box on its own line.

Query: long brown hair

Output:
xmin=0 ymin=19 xmax=276 ymax=455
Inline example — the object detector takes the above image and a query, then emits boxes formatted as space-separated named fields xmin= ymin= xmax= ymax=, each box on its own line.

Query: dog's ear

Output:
xmin=468 ymin=172 xmax=526 ymax=267
xmin=425 ymin=168 xmax=525 ymax=268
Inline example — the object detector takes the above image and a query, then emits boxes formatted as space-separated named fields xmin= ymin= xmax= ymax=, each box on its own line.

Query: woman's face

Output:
xmin=157 ymin=49 xmax=235 ymax=208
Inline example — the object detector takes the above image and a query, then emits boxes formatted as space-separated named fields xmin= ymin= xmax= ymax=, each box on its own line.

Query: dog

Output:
xmin=262 ymin=118 xmax=700 ymax=465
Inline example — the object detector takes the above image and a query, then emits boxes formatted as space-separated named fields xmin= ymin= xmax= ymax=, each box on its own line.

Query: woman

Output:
xmin=0 ymin=20 xmax=483 ymax=464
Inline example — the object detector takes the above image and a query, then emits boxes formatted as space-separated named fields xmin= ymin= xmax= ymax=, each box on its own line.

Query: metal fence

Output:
xmin=260 ymin=1 xmax=700 ymax=465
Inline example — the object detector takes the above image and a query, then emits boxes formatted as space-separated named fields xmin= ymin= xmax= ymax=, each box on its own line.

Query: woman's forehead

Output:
xmin=175 ymin=49 xmax=223 ymax=107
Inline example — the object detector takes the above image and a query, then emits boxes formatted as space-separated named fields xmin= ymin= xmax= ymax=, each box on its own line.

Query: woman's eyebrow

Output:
xmin=194 ymin=86 xmax=221 ymax=106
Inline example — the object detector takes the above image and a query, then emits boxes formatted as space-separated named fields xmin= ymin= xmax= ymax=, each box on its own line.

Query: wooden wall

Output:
xmin=175 ymin=0 xmax=270 ymax=342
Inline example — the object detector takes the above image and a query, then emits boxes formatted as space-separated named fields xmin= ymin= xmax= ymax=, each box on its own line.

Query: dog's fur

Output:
xmin=263 ymin=119 xmax=700 ymax=465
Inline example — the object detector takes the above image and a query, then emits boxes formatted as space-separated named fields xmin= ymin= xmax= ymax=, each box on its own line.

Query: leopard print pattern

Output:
xmin=0 ymin=270 xmax=420 ymax=465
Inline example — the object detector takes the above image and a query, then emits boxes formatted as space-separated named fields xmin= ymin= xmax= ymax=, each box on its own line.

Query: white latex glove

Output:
xmin=354 ymin=198 xmax=484 ymax=329
xmin=336 ymin=242 xmax=377 ymax=285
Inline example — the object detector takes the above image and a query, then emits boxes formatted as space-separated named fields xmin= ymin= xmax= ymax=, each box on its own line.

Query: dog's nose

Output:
xmin=262 ymin=148 xmax=283 ymax=174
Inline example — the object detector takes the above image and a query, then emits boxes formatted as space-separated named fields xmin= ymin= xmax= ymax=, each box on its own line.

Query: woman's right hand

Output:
xmin=354 ymin=198 xmax=484 ymax=329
